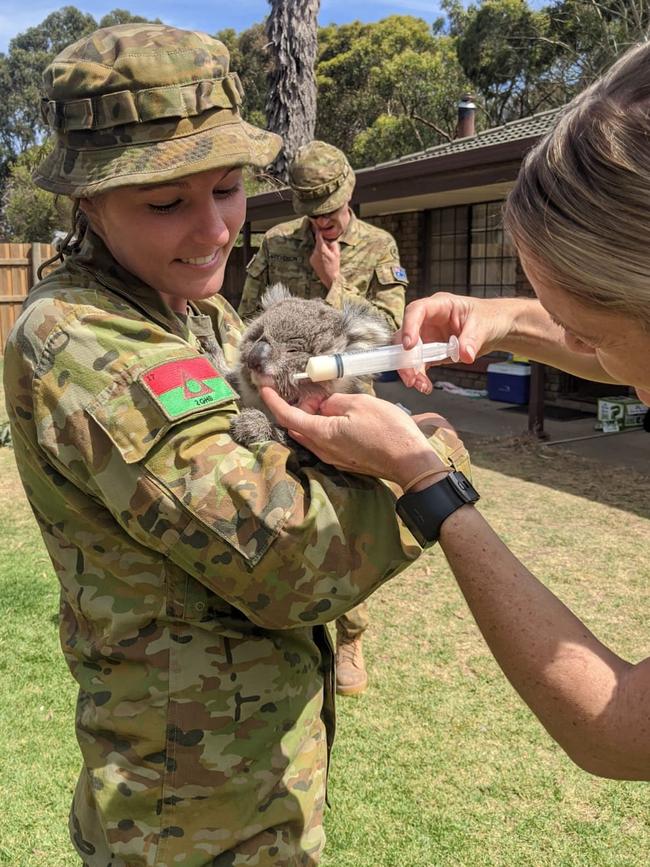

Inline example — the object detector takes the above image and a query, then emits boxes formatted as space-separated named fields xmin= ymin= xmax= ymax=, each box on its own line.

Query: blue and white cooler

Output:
xmin=486 ymin=362 xmax=531 ymax=405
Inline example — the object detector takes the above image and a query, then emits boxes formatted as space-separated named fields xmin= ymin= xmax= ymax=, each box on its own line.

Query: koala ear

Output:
xmin=261 ymin=283 xmax=294 ymax=310
xmin=341 ymin=303 xmax=392 ymax=350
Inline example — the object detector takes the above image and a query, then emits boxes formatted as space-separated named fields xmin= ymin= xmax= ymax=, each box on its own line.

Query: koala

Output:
xmin=228 ymin=284 xmax=392 ymax=447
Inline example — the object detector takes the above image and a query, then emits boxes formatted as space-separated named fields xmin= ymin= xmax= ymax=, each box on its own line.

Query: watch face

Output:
xmin=448 ymin=472 xmax=479 ymax=503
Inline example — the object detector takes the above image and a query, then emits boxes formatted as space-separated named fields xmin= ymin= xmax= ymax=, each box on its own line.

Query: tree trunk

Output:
xmin=265 ymin=0 xmax=320 ymax=182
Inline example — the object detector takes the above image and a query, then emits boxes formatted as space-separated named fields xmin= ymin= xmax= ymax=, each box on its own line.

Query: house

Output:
xmin=230 ymin=103 xmax=627 ymax=433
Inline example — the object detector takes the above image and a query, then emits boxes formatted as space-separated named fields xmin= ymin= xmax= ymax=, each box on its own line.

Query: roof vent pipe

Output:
xmin=455 ymin=94 xmax=476 ymax=139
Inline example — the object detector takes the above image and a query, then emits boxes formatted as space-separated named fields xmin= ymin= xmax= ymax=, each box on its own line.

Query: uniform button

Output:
xmin=195 ymin=601 xmax=205 ymax=612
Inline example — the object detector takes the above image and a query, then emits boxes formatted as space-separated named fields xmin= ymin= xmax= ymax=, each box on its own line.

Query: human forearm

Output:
xmin=440 ymin=505 xmax=648 ymax=779
xmin=490 ymin=298 xmax=616 ymax=382
xmin=400 ymin=295 xmax=618 ymax=389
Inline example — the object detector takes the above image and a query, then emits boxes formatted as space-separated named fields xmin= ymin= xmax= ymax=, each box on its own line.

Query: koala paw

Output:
xmin=230 ymin=409 xmax=288 ymax=447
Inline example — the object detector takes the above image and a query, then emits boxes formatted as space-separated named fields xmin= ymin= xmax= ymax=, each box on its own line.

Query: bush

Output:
xmin=1 ymin=141 xmax=70 ymax=241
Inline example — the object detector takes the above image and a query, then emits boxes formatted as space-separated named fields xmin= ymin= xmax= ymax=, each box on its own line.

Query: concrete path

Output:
xmin=375 ymin=380 xmax=650 ymax=476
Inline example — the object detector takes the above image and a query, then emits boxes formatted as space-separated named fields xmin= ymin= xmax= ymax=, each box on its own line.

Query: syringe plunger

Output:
xmin=293 ymin=337 xmax=460 ymax=383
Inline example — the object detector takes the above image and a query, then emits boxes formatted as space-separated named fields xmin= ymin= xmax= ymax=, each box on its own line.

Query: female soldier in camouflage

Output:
xmin=3 ymin=23 xmax=469 ymax=867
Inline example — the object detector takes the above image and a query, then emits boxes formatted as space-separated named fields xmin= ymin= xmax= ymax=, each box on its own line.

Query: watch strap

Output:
xmin=396 ymin=471 xmax=479 ymax=546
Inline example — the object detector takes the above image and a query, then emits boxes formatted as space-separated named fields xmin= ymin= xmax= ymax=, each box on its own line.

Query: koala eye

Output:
xmin=283 ymin=338 xmax=306 ymax=355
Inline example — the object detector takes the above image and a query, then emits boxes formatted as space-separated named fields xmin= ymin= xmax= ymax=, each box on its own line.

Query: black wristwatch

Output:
xmin=396 ymin=471 xmax=480 ymax=546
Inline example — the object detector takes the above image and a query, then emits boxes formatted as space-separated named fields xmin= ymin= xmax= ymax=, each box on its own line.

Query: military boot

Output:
xmin=335 ymin=633 xmax=368 ymax=696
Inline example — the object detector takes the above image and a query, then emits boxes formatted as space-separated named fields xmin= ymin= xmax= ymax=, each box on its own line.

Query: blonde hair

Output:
xmin=504 ymin=41 xmax=650 ymax=324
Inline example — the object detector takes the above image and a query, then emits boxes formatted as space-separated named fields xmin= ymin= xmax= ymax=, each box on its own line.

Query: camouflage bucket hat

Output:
xmin=33 ymin=24 xmax=282 ymax=198
xmin=289 ymin=140 xmax=356 ymax=216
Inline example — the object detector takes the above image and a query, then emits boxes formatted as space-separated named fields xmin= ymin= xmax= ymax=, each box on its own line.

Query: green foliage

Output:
xmin=215 ymin=22 xmax=270 ymax=124
xmin=317 ymin=16 xmax=472 ymax=167
xmin=0 ymin=6 xmax=97 ymax=167
xmin=449 ymin=0 xmax=560 ymax=124
xmin=546 ymin=0 xmax=650 ymax=86
xmin=447 ymin=0 xmax=650 ymax=125
xmin=351 ymin=38 xmax=473 ymax=165
xmin=98 ymin=8 xmax=156 ymax=27
xmin=1 ymin=142 xmax=70 ymax=242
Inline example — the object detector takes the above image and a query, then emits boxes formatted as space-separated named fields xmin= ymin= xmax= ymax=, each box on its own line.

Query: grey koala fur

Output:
xmin=228 ymin=284 xmax=392 ymax=447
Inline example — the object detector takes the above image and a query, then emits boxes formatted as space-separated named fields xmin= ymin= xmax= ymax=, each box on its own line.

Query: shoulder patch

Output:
xmin=140 ymin=357 xmax=235 ymax=421
xmin=393 ymin=265 xmax=408 ymax=282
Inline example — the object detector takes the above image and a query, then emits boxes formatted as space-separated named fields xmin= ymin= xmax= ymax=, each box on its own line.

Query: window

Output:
xmin=427 ymin=202 xmax=517 ymax=299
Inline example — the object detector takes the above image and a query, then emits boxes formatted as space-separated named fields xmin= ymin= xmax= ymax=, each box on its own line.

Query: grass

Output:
xmin=1 ymin=425 xmax=650 ymax=865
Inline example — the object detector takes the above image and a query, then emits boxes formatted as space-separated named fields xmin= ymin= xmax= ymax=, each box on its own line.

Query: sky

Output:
xmin=0 ymin=0 xmax=449 ymax=53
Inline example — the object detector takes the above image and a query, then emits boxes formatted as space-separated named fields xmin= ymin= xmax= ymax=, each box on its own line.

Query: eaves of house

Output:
xmin=245 ymin=107 xmax=563 ymax=232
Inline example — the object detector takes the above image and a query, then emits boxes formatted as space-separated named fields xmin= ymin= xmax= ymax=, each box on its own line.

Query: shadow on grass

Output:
xmin=464 ymin=432 xmax=650 ymax=521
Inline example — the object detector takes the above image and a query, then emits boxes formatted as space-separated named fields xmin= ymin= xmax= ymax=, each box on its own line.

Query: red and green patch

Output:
xmin=140 ymin=356 xmax=235 ymax=420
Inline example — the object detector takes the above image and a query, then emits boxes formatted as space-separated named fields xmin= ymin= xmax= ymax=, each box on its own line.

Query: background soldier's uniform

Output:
xmin=239 ymin=212 xmax=407 ymax=330
xmin=240 ymin=146 xmax=408 ymax=673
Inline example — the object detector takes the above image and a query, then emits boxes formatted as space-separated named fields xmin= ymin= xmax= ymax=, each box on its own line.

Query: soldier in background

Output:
xmin=240 ymin=141 xmax=409 ymax=696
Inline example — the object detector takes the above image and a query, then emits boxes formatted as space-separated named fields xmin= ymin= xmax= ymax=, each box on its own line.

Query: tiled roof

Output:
xmin=360 ymin=107 xmax=563 ymax=171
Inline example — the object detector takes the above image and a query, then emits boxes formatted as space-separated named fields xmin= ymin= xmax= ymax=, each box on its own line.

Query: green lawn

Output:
xmin=1 ymin=432 xmax=649 ymax=866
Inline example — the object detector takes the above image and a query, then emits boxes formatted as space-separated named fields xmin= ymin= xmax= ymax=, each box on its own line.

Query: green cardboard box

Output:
xmin=597 ymin=396 xmax=646 ymax=428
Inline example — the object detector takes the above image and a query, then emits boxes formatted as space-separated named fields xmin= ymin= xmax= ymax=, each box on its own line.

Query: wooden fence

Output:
xmin=0 ymin=241 xmax=258 ymax=355
xmin=0 ymin=242 xmax=56 ymax=355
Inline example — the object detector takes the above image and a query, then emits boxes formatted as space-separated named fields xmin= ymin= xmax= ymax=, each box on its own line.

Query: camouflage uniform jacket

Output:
xmin=3 ymin=230 xmax=422 ymax=867
xmin=239 ymin=213 xmax=407 ymax=328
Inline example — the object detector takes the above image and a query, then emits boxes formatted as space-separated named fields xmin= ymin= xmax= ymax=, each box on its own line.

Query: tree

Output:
xmin=265 ymin=0 xmax=320 ymax=181
xmin=317 ymin=16 xmax=472 ymax=167
xmin=98 ymin=9 xmax=153 ymax=27
xmin=446 ymin=0 xmax=562 ymax=125
xmin=0 ymin=7 xmax=97 ymax=172
xmin=546 ymin=0 xmax=650 ymax=87
xmin=1 ymin=142 xmax=70 ymax=241
xmin=216 ymin=23 xmax=270 ymax=128
xmin=0 ymin=7 xmax=161 ymax=236
xmin=350 ymin=38 xmax=473 ymax=165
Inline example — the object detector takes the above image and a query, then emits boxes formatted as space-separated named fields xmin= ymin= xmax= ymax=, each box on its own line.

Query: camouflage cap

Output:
xmin=288 ymin=141 xmax=356 ymax=216
xmin=33 ymin=24 xmax=282 ymax=198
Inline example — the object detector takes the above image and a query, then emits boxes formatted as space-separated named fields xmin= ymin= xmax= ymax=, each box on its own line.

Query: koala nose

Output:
xmin=247 ymin=340 xmax=272 ymax=372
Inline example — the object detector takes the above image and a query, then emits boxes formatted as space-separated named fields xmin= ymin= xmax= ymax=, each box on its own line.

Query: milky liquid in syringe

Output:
xmin=293 ymin=336 xmax=460 ymax=383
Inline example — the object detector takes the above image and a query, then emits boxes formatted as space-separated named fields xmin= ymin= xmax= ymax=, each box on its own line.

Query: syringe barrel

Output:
xmin=304 ymin=340 xmax=456 ymax=382
xmin=335 ymin=344 xmax=422 ymax=378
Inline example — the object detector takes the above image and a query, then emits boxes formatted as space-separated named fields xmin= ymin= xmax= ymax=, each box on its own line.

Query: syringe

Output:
xmin=292 ymin=337 xmax=460 ymax=383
